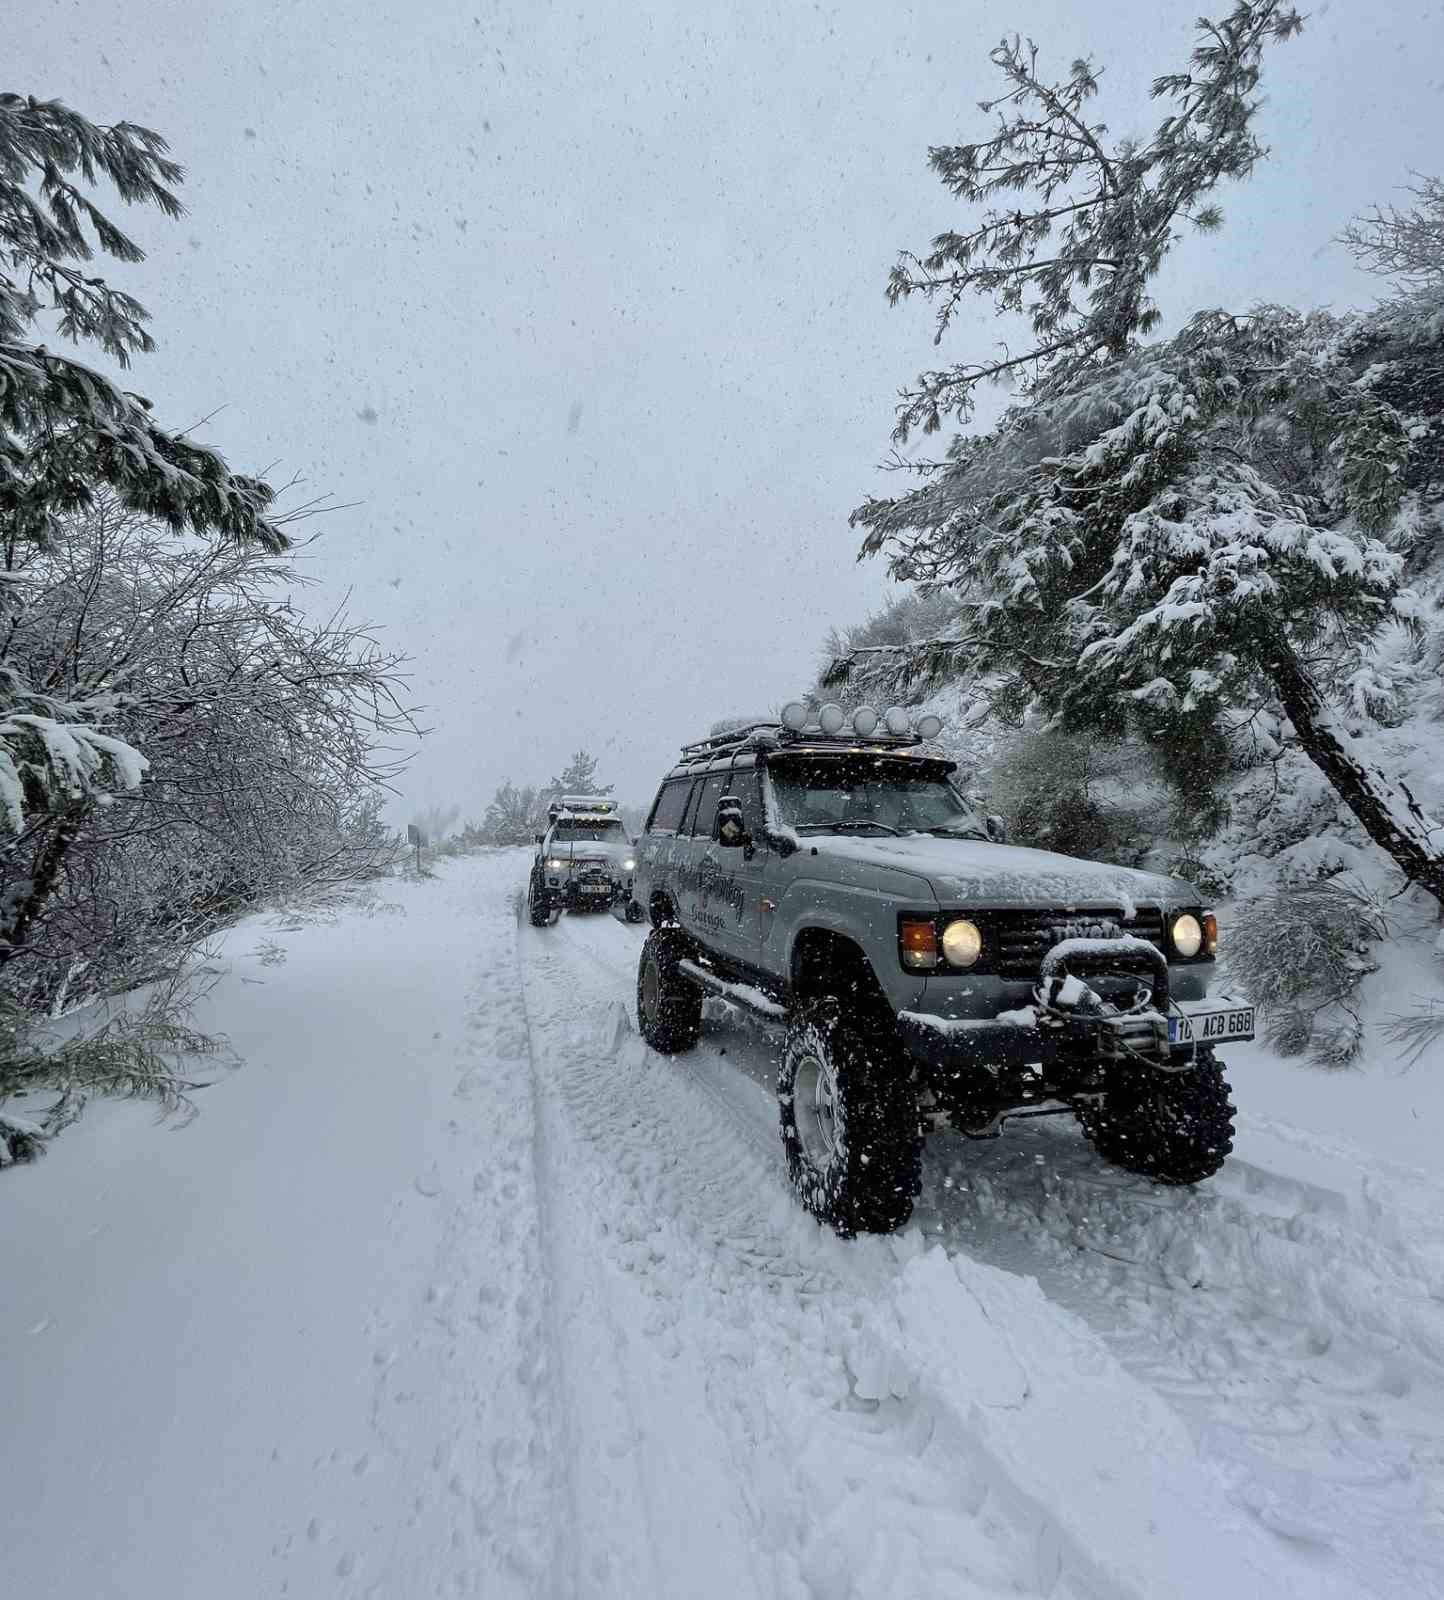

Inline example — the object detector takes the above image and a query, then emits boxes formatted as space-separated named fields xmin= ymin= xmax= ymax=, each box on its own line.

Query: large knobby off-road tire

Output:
xmin=526 ymin=869 xmax=552 ymax=928
xmin=778 ymin=998 xmax=923 ymax=1237
xmin=1077 ymin=1048 xmax=1235 ymax=1184
xmin=636 ymin=928 xmax=703 ymax=1054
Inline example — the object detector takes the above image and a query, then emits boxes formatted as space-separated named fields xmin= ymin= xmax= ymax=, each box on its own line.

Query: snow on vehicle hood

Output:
xmin=813 ymin=834 xmax=1196 ymax=915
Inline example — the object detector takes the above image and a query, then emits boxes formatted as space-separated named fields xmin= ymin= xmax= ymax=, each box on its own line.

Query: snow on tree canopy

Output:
xmin=839 ymin=295 xmax=1444 ymax=907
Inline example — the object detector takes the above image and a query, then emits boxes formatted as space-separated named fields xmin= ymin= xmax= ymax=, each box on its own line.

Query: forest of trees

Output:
xmin=412 ymin=751 xmax=624 ymax=854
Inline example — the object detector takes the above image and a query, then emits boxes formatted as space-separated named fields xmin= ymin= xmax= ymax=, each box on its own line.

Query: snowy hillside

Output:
xmin=6 ymin=852 xmax=1444 ymax=1599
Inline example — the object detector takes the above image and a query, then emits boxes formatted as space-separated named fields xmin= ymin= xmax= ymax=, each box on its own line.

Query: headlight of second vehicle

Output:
xmin=941 ymin=917 xmax=983 ymax=968
xmin=1171 ymin=912 xmax=1203 ymax=958
xmin=623 ymin=858 xmax=636 ymax=871
xmin=547 ymin=857 xmax=565 ymax=871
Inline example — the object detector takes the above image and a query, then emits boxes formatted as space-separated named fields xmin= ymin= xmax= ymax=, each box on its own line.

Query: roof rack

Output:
xmin=547 ymin=794 xmax=619 ymax=819
xmin=676 ymin=722 xmax=924 ymax=767
xmin=677 ymin=723 xmax=780 ymax=762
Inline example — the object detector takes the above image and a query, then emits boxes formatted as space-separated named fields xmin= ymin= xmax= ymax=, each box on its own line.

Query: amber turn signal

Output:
xmin=1202 ymin=911 xmax=1218 ymax=958
xmin=900 ymin=917 xmax=940 ymax=971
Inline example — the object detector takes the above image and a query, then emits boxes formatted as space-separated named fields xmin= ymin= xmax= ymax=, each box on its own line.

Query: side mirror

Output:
xmin=985 ymin=814 xmax=1008 ymax=844
xmin=714 ymin=797 xmax=747 ymax=848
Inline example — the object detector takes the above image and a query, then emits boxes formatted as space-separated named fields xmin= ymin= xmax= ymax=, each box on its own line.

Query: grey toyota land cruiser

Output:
xmin=628 ymin=704 xmax=1253 ymax=1237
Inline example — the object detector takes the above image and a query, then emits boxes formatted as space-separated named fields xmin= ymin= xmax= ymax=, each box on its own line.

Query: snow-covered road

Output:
xmin=4 ymin=851 xmax=1443 ymax=1598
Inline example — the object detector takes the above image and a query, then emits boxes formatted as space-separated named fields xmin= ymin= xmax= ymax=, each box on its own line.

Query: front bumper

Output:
xmin=549 ymin=872 xmax=630 ymax=906
xmin=897 ymin=994 xmax=1252 ymax=1081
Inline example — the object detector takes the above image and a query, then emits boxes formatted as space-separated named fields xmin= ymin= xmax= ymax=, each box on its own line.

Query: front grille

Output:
xmin=987 ymin=907 xmax=1167 ymax=980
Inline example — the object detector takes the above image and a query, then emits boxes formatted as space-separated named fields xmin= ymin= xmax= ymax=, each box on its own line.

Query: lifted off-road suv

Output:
xmin=628 ymin=706 xmax=1253 ymax=1236
xmin=527 ymin=797 xmax=637 ymax=925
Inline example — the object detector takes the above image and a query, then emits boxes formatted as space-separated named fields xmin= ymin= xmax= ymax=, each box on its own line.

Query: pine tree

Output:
xmin=879 ymin=2 xmax=1302 ymax=440
xmin=548 ymin=750 xmax=611 ymax=797
xmin=0 ymin=94 xmax=285 ymax=850
xmin=1 ymin=95 xmax=281 ymax=547
xmin=481 ymin=781 xmax=541 ymax=846
xmin=832 ymin=9 xmax=1444 ymax=908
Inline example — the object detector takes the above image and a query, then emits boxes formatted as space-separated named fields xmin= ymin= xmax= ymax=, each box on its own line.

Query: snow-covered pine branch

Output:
xmin=883 ymin=3 xmax=1303 ymax=439
xmin=0 ymin=91 xmax=295 ymax=867
xmin=0 ymin=95 xmax=283 ymax=548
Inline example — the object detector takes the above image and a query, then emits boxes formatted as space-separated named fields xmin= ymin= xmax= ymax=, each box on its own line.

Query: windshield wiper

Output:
xmin=814 ymin=819 xmax=904 ymax=836
xmin=925 ymin=823 xmax=990 ymax=841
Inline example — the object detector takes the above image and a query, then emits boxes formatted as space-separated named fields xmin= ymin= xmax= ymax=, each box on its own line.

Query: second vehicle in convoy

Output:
xmin=527 ymin=796 xmax=639 ymax=925
xmin=626 ymin=703 xmax=1254 ymax=1237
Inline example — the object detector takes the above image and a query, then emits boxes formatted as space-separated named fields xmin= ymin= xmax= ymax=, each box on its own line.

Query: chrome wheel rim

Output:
xmin=793 ymin=1048 xmax=838 ymax=1171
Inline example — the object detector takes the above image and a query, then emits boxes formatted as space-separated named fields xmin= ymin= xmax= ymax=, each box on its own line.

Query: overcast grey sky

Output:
xmin=10 ymin=0 xmax=1443 ymax=811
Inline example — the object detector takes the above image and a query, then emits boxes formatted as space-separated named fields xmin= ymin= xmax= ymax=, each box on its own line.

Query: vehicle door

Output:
xmin=677 ymin=769 xmax=730 ymax=947
xmin=637 ymin=776 xmax=693 ymax=914
xmin=712 ymin=761 xmax=772 ymax=968
xmin=753 ymin=755 xmax=822 ymax=977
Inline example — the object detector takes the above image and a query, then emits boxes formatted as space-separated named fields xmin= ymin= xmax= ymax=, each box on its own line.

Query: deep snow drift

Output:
xmin=3 ymin=851 xmax=1443 ymax=1598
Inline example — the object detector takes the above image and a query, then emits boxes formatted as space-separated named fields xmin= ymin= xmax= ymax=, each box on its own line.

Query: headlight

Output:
xmin=623 ymin=858 xmax=636 ymax=871
xmin=1171 ymin=912 xmax=1203 ymax=958
xmin=547 ymin=857 xmax=565 ymax=871
xmin=941 ymin=918 xmax=983 ymax=968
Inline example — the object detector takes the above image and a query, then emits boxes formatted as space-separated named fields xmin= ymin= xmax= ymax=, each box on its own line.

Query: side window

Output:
xmin=648 ymin=780 xmax=689 ymax=834
xmin=677 ymin=778 xmax=704 ymax=836
xmin=691 ymin=772 xmax=728 ymax=839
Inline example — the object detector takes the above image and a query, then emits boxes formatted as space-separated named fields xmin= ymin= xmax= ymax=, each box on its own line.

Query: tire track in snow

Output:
xmin=532 ymin=898 xmax=1400 ymax=1600
xmin=921 ymin=1119 xmax=1444 ymax=1600
xmin=554 ymin=902 xmax=1444 ymax=1596
xmin=346 ymin=861 xmax=571 ymax=1600
xmin=509 ymin=892 xmax=678 ymax=1600
xmin=522 ymin=907 xmax=1302 ymax=1600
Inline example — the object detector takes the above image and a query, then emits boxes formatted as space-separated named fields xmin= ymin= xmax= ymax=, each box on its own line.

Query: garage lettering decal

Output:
xmin=674 ymin=858 xmax=747 ymax=920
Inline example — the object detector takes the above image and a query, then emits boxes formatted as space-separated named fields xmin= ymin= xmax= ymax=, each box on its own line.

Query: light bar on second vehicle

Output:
xmin=554 ymin=795 xmax=616 ymax=814
xmin=778 ymin=701 xmax=944 ymax=742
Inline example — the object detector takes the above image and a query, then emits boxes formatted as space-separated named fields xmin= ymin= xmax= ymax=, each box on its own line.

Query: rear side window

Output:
xmin=648 ymin=780 xmax=689 ymax=833
xmin=678 ymin=778 xmax=704 ymax=834
xmin=690 ymin=772 xmax=729 ymax=838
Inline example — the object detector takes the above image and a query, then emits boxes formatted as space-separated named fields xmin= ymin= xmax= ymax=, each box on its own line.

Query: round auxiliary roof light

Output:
xmin=852 ymin=705 xmax=879 ymax=737
xmin=817 ymin=702 xmax=847 ymax=735
xmin=915 ymin=713 xmax=942 ymax=740
xmin=780 ymin=701 xmax=809 ymax=732
xmin=883 ymin=706 xmax=911 ymax=736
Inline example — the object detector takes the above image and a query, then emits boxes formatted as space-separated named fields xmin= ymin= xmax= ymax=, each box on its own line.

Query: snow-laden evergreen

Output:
xmin=834 ymin=3 xmax=1444 ymax=908
xmin=0 ymin=95 xmax=284 ymax=837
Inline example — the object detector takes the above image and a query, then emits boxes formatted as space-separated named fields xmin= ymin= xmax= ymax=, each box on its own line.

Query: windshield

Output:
xmin=551 ymin=820 xmax=626 ymax=845
xmin=767 ymin=757 xmax=986 ymax=838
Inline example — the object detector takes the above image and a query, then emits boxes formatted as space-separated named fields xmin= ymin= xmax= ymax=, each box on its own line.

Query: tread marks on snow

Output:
xmin=519 ymin=918 xmax=1105 ymax=1600
xmin=924 ymin=1124 xmax=1444 ymax=1600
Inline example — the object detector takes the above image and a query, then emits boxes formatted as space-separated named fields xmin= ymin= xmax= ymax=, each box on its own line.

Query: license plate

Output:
xmin=582 ymin=883 xmax=609 ymax=895
xmin=1169 ymin=1005 xmax=1255 ymax=1044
